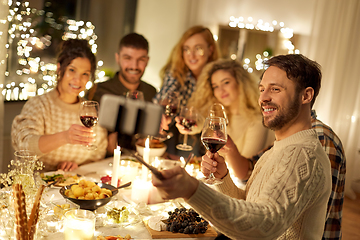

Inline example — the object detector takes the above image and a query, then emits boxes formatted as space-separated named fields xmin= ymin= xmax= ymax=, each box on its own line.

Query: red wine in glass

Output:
xmin=200 ymin=117 xmax=227 ymax=185
xmin=201 ymin=137 xmax=226 ymax=153
xmin=79 ymin=101 xmax=99 ymax=150
xmin=80 ymin=116 xmax=98 ymax=128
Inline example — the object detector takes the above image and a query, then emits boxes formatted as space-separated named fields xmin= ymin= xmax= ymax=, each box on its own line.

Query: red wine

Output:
xmin=179 ymin=117 xmax=196 ymax=130
xmin=202 ymin=137 xmax=226 ymax=153
xmin=80 ymin=116 xmax=98 ymax=128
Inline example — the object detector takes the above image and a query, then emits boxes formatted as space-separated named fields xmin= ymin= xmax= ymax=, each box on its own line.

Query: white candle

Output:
xmin=64 ymin=210 xmax=95 ymax=240
xmin=111 ymin=146 xmax=121 ymax=187
xmin=142 ymin=138 xmax=150 ymax=181
xmin=131 ymin=178 xmax=151 ymax=203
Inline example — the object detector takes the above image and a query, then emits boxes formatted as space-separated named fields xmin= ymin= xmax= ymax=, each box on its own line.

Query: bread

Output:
xmin=12 ymin=184 xmax=29 ymax=240
xmin=28 ymin=184 xmax=45 ymax=240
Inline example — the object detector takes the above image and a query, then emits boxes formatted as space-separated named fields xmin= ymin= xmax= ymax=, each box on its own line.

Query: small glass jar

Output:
xmin=63 ymin=209 xmax=96 ymax=240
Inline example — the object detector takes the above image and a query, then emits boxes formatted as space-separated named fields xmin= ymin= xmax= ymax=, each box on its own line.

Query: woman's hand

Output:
xmin=175 ymin=116 xmax=203 ymax=135
xmin=201 ymin=151 xmax=228 ymax=179
xmin=159 ymin=114 xmax=172 ymax=133
xmin=175 ymin=116 xmax=190 ymax=134
xmin=65 ymin=124 xmax=94 ymax=145
xmin=57 ymin=161 xmax=78 ymax=171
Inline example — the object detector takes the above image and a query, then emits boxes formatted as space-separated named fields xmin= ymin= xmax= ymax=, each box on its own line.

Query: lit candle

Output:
xmin=142 ymin=138 xmax=150 ymax=181
xmin=111 ymin=146 xmax=121 ymax=187
xmin=64 ymin=210 xmax=95 ymax=240
xmin=131 ymin=178 xmax=151 ymax=203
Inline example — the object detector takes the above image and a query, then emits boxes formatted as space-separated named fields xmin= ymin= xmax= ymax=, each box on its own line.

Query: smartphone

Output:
xmin=98 ymin=94 xmax=163 ymax=137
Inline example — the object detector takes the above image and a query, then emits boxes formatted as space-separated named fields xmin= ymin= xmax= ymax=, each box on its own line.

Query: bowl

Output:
xmin=59 ymin=182 xmax=118 ymax=211
xmin=135 ymin=139 xmax=167 ymax=158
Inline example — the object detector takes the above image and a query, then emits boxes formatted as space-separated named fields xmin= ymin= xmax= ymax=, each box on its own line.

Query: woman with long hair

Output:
xmin=186 ymin=59 xmax=274 ymax=178
xmin=154 ymin=26 xmax=219 ymax=157
xmin=12 ymin=39 xmax=108 ymax=171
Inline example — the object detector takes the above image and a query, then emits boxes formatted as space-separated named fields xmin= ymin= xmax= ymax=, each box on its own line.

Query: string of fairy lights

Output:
xmin=228 ymin=16 xmax=300 ymax=74
xmin=1 ymin=1 xmax=104 ymax=101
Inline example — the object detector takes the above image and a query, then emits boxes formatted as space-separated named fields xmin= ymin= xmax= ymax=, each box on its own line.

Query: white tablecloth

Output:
xmin=42 ymin=157 xmax=216 ymax=240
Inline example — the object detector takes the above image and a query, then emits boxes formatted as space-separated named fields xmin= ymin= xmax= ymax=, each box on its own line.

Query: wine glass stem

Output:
xmin=183 ymin=134 xmax=188 ymax=145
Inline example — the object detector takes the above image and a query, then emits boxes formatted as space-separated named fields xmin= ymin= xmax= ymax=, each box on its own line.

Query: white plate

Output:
xmin=41 ymin=170 xmax=80 ymax=187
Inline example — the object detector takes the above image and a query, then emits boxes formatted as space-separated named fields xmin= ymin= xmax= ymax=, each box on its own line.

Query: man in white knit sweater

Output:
xmin=152 ymin=54 xmax=331 ymax=239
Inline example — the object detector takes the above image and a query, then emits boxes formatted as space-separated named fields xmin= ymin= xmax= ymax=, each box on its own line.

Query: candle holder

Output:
xmin=64 ymin=209 xmax=96 ymax=240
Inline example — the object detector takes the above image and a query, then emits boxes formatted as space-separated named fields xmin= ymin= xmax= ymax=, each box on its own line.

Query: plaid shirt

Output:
xmin=153 ymin=71 xmax=196 ymax=109
xmin=250 ymin=110 xmax=346 ymax=240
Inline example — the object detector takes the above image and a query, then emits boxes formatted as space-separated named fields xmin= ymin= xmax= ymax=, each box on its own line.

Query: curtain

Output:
xmin=308 ymin=0 xmax=360 ymax=199
xmin=0 ymin=1 xmax=9 ymax=173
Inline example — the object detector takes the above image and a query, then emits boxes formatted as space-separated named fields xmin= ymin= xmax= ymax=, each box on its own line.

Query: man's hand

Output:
xmin=152 ymin=166 xmax=199 ymax=200
xmin=201 ymin=152 xmax=228 ymax=179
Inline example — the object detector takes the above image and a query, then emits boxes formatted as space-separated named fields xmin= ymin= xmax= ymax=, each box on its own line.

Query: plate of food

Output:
xmin=41 ymin=170 xmax=80 ymax=187
xmin=104 ymin=200 xmax=141 ymax=227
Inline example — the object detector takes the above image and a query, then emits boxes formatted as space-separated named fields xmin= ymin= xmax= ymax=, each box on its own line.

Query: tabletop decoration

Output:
xmin=64 ymin=209 xmax=96 ymax=240
xmin=141 ymin=138 xmax=150 ymax=181
xmin=111 ymin=146 xmax=121 ymax=187
xmin=131 ymin=178 xmax=152 ymax=204
xmin=0 ymin=150 xmax=44 ymax=195
xmin=12 ymin=183 xmax=45 ymax=240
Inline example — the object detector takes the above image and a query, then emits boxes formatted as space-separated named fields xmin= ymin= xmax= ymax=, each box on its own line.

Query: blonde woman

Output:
xmin=187 ymin=59 xmax=274 ymax=178
xmin=154 ymin=26 xmax=220 ymax=157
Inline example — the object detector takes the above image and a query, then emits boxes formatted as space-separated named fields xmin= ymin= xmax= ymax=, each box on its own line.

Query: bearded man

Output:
xmin=152 ymin=54 xmax=332 ymax=239
xmin=89 ymin=33 xmax=156 ymax=151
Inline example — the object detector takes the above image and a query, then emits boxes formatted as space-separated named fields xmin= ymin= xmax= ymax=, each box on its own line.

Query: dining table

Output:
xmin=16 ymin=156 xmax=218 ymax=240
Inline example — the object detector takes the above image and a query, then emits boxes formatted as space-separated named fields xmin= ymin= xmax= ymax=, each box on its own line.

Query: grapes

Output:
xmin=165 ymin=207 xmax=208 ymax=234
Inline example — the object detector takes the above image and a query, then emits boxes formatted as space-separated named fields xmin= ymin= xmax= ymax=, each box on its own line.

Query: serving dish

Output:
xmin=60 ymin=182 xmax=118 ymax=210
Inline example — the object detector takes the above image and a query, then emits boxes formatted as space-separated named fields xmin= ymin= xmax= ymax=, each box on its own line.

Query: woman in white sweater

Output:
xmin=185 ymin=59 xmax=274 ymax=178
xmin=11 ymin=39 xmax=107 ymax=171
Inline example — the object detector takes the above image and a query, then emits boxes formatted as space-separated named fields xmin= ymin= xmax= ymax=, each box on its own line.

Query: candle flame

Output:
xmin=117 ymin=145 xmax=121 ymax=151
xmin=145 ymin=137 xmax=150 ymax=149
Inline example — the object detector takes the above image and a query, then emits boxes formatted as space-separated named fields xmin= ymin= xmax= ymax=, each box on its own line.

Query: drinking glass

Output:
xmin=176 ymin=106 xmax=199 ymax=151
xmin=79 ymin=101 xmax=99 ymax=150
xmin=200 ymin=117 xmax=227 ymax=185
xmin=12 ymin=150 xmax=37 ymax=196
xmin=208 ymin=103 xmax=229 ymax=125
xmin=126 ymin=90 xmax=144 ymax=100
xmin=158 ymin=91 xmax=180 ymax=140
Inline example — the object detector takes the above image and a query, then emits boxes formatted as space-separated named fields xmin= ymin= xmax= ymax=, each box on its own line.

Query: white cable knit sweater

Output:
xmin=187 ymin=129 xmax=331 ymax=239
xmin=11 ymin=90 xmax=108 ymax=171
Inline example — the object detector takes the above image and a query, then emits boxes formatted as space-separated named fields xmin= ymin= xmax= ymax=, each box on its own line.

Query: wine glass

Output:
xmin=79 ymin=101 xmax=99 ymax=150
xmin=200 ymin=117 xmax=227 ymax=185
xmin=176 ymin=106 xmax=199 ymax=151
xmin=158 ymin=91 xmax=180 ymax=140
xmin=208 ymin=103 xmax=229 ymax=125
xmin=126 ymin=90 xmax=144 ymax=101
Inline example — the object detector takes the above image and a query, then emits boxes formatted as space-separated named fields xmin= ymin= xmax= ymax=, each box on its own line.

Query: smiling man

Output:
xmin=89 ymin=33 xmax=156 ymax=103
xmin=152 ymin=54 xmax=332 ymax=239
xmin=89 ymin=33 xmax=157 ymax=151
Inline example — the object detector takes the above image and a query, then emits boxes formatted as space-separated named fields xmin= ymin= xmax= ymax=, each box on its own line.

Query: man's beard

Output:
xmin=262 ymin=97 xmax=301 ymax=131
xmin=119 ymin=68 xmax=142 ymax=85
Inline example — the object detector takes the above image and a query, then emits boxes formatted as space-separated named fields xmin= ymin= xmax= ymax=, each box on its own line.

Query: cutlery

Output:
xmin=123 ymin=149 xmax=165 ymax=180
xmin=46 ymin=178 xmax=61 ymax=187
xmin=111 ymin=181 xmax=132 ymax=192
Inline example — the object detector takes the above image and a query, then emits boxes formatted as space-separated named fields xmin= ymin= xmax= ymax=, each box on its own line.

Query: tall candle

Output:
xmin=111 ymin=146 xmax=121 ymax=187
xmin=141 ymin=138 xmax=150 ymax=181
